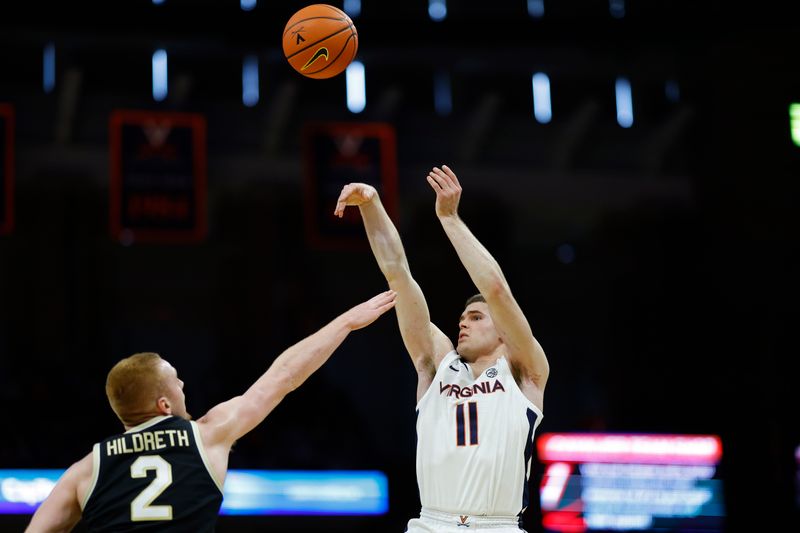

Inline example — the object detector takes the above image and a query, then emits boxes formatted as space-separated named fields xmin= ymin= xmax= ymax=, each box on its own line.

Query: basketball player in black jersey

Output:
xmin=25 ymin=290 xmax=396 ymax=532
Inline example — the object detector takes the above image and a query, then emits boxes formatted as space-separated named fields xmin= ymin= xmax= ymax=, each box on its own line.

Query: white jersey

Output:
xmin=415 ymin=351 xmax=543 ymax=517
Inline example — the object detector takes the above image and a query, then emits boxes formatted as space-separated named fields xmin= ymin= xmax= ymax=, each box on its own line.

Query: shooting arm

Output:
xmin=337 ymin=184 xmax=452 ymax=377
xmin=430 ymin=166 xmax=549 ymax=391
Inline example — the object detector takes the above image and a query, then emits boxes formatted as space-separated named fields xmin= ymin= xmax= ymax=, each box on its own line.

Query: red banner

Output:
xmin=304 ymin=122 xmax=398 ymax=249
xmin=0 ymin=104 xmax=14 ymax=235
xmin=109 ymin=110 xmax=207 ymax=244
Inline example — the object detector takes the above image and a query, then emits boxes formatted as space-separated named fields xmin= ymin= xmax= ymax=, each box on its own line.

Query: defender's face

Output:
xmin=457 ymin=302 xmax=502 ymax=359
xmin=160 ymin=361 xmax=191 ymax=420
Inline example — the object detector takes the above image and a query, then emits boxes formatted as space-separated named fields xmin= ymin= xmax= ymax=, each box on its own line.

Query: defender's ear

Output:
xmin=156 ymin=397 xmax=172 ymax=415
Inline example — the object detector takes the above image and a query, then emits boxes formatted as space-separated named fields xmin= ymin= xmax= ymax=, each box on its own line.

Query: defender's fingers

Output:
xmin=369 ymin=295 xmax=397 ymax=314
xmin=376 ymin=293 xmax=398 ymax=310
xmin=370 ymin=289 xmax=396 ymax=303
xmin=381 ymin=290 xmax=398 ymax=303
xmin=377 ymin=300 xmax=397 ymax=313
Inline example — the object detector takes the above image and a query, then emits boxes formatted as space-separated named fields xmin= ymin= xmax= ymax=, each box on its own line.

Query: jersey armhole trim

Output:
xmin=415 ymin=350 xmax=459 ymax=410
xmin=190 ymin=420 xmax=225 ymax=493
xmin=501 ymin=357 xmax=545 ymax=422
xmin=80 ymin=443 xmax=101 ymax=511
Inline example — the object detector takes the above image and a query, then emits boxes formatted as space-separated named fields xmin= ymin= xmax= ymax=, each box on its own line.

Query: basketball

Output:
xmin=282 ymin=4 xmax=358 ymax=80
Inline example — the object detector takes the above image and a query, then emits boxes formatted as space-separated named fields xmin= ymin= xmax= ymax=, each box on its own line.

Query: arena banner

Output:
xmin=0 ymin=104 xmax=14 ymax=235
xmin=109 ymin=110 xmax=207 ymax=244
xmin=303 ymin=122 xmax=398 ymax=249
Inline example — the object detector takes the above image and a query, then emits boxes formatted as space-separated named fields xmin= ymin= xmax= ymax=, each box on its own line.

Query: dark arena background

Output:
xmin=1 ymin=1 xmax=798 ymax=532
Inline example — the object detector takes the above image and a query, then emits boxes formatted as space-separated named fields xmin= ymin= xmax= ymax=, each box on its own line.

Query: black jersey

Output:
xmin=81 ymin=416 xmax=223 ymax=532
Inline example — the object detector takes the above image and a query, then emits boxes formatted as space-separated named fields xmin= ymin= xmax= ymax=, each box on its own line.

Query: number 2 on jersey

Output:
xmin=130 ymin=455 xmax=173 ymax=521
xmin=456 ymin=402 xmax=478 ymax=446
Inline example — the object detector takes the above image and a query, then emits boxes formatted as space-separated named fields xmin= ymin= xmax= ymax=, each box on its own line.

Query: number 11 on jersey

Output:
xmin=456 ymin=402 xmax=478 ymax=446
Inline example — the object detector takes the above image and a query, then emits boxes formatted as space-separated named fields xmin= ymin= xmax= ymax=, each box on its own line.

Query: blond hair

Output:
xmin=105 ymin=352 xmax=167 ymax=427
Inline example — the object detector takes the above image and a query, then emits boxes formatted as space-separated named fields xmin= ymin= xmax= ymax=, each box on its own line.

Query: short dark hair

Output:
xmin=464 ymin=293 xmax=485 ymax=308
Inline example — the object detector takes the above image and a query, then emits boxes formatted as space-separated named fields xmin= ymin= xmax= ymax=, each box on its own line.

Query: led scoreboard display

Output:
xmin=538 ymin=433 xmax=725 ymax=532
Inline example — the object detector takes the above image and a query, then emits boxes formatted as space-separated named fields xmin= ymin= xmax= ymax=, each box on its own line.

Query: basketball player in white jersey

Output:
xmin=335 ymin=165 xmax=549 ymax=532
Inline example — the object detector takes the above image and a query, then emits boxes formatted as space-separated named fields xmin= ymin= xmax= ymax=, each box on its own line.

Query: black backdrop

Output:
xmin=0 ymin=2 xmax=798 ymax=532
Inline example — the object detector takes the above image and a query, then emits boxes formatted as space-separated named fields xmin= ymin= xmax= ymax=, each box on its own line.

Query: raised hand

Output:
xmin=343 ymin=290 xmax=397 ymax=330
xmin=334 ymin=183 xmax=378 ymax=218
xmin=426 ymin=165 xmax=462 ymax=218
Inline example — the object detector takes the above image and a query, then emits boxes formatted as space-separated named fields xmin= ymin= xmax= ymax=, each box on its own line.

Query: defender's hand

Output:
xmin=427 ymin=165 xmax=462 ymax=219
xmin=343 ymin=290 xmax=397 ymax=330
xmin=334 ymin=183 xmax=377 ymax=218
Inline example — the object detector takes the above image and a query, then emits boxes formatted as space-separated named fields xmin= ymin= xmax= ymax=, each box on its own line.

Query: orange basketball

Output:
xmin=282 ymin=4 xmax=358 ymax=80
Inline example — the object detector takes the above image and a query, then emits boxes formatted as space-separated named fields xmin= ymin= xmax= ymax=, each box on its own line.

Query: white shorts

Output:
xmin=405 ymin=507 xmax=526 ymax=532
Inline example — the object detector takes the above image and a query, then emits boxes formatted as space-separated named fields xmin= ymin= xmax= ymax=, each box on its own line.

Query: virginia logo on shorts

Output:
xmin=457 ymin=515 xmax=471 ymax=527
